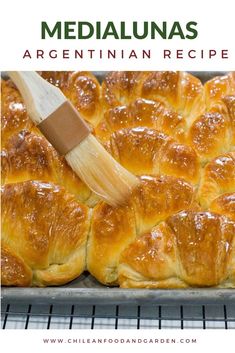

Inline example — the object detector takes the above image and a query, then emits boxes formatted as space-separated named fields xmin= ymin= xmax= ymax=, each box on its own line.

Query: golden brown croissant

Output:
xmin=39 ymin=71 xmax=102 ymax=126
xmin=135 ymin=71 xmax=206 ymax=122
xmin=95 ymin=98 xmax=187 ymax=143
xmin=204 ymin=72 xmax=235 ymax=107
xmin=1 ymin=79 xmax=37 ymax=147
xmin=1 ymin=181 xmax=90 ymax=286
xmin=188 ymin=107 xmax=233 ymax=162
xmin=106 ymin=127 xmax=200 ymax=184
xmin=1 ymin=242 xmax=33 ymax=287
xmin=119 ymin=211 xmax=235 ymax=288
xmin=210 ymin=193 xmax=235 ymax=221
xmin=1 ymin=130 xmax=93 ymax=204
xmin=198 ymin=152 xmax=235 ymax=208
xmin=87 ymin=175 xmax=196 ymax=285
xmin=188 ymin=73 xmax=235 ymax=162
xmin=223 ymin=95 xmax=235 ymax=145
xmin=101 ymin=71 xmax=146 ymax=109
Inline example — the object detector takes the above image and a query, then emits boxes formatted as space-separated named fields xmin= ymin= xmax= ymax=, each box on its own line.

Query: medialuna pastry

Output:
xmin=1 ymin=71 xmax=235 ymax=288
xmin=1 ymin=181 xmax=90 ymax=286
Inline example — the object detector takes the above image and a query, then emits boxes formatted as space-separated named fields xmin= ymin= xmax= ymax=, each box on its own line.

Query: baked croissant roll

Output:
xmin=106 ymin=127 xmax=200 ymax=184
xmin=135 ymin=71 xmax=206 ymax=123
xmin=204 ymin=72 xmax=235 ymax=107
xmin=119 ymin=211 xmax=235 ymax=288
xmin=101 ymin=71 xmax=146 ymax=109
xmin=1 ymin=130 xmax=93 ymax=204
xmin=188 ymin=107 xmax=233 ymax=162
xmin=95 ymin=98 xmax=187 ymax=143
xmin=198 ymin=152 xmax=235 ymax=208
xmin=210 ymin=193 xmax=235 ymax=221
xmin=87 ymin=175 xmax=196 ymax=285
xmin=39 ymin=71 xmax=102 ymax=126
xmin=1 ymin=181 xmax=90 ymax=286
xmin=188 ymin=73 xmax=235 ymax=162
xmin=223 ymin=95 xmax=235 ymax=145
xmin=1 ymin=79 xmax=36 ymax=147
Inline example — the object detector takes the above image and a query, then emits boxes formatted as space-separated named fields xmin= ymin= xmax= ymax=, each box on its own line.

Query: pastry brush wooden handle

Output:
xmin=8 ymin=71 xmax=91 ymax=156
xmin=8 ymin=71 xmax=66 ymax=124
xmin=8 ymin=71 xmax=139 ymax=206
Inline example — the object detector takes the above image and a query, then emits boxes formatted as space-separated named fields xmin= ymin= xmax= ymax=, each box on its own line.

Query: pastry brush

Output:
xmin=8 ymin=71 xmax=139 ymax=206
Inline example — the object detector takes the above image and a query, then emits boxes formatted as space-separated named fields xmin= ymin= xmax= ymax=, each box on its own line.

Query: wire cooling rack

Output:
xmin=1 ymin=303 xmax=235 ymax=329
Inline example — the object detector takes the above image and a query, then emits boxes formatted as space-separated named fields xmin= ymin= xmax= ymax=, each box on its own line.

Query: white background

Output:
xmin=0 ymin=0 xmax=234 ymax=70
xmin=0 ymin=329 xmax=234 ymax=352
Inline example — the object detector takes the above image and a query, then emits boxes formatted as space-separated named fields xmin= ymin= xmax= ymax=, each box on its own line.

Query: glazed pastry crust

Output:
xmin=222 ymin=95 xmax=235 ymax=145
xmin=119 ymin=211 xmax=235 ymax=288
xmin=99 ymin=71 xmax=235 ymax=163
xmin=87 ymin=175 xmax=195 ymax=285
xmin=1 ymin=79 xmax=36 ymax=147
xmin=1 ymin=242 xmax=33 ymax=287
xmin=95 ymin=98 xmax=187 ymax=144
xmin=107 ymin=127 xmax=200 ymax=184
xmin=198 ymin=152 xmax=235 ymax=208
xmin=39 ymin=71 xmax=102 ymax=126
xmin=101 ymin=71 xmax=146 ymax=109
xmin=204 ymin=72 xmax=235 ymax=107
xmin=138 ymin=71 xmax=206 ymax=122
xmin=1 ymin=72 xmax=101 ymax=207
xmin=1 ymin=181 xmax=90 ymax=286
xmin=188 ymin=109 xmax=231 ymax=161
xmin=210 ymin=193 xmax=235 ymax=221
xmin=1 ymin=130 xmax=92 ymax=203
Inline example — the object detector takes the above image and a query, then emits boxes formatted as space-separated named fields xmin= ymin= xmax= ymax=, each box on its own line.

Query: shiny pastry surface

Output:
xmin=119 ymin=211 xmax=235 ymax=288
xmin=1 ymin=71 xmax=235 ymax=288
xmin=87 ymin=175 xmax=196 ymax=285
xmin=1 ymin=181 xmax=90 ymax=286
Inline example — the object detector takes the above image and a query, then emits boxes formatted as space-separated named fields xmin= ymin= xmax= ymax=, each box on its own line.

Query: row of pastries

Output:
xmin=1 ymin=71 xmax=235 ymax=288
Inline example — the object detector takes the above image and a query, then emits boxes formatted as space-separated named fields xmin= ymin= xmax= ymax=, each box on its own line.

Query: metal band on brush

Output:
xmin=38 ymin=101 xmax=90 ymax=155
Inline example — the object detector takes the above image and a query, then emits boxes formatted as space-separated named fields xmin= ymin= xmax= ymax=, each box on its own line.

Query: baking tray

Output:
xmin=1 ymin=71 xmax=235 ymax=305
xmin=2 ymin=273 xmax=235 ymax=305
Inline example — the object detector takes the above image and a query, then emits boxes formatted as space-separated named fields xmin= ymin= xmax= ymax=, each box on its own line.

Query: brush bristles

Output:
xmin=65 ymin=134 xmax=139 ymax=206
